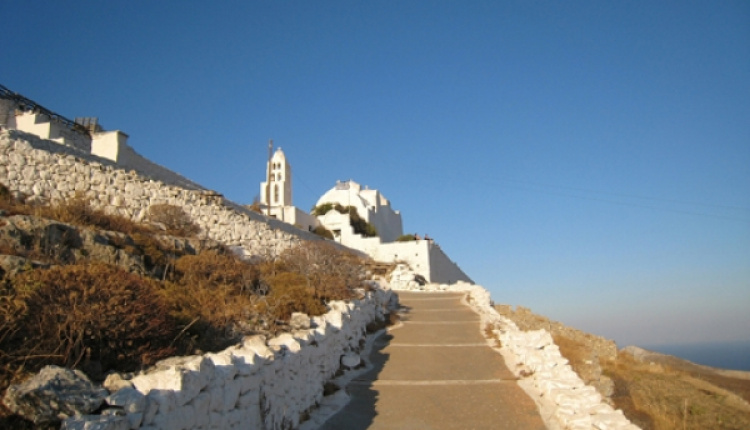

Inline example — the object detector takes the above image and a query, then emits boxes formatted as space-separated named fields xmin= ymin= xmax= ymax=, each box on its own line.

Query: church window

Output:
xmin=277 ymin=173 xmax=282 ymax=181
xmin=274 ymin=185 xmax=279 ymax=203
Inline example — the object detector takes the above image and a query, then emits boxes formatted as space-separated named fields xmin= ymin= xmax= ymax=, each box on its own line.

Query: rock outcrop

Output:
xmin=3 ymin=366 xmax=108 ymax=425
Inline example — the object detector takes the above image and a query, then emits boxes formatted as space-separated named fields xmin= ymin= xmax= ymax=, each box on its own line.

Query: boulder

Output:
xmin=3 ymin=365 xmax=108 ymax=425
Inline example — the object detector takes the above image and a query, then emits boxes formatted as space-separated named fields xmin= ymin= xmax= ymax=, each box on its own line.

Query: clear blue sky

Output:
xmin=3 ymin=1 xmax=748 ymax=347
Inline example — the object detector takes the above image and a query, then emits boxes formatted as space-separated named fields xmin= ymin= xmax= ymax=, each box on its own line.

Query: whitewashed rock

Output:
xmin=340 ymin=353 xmax=361 ymax=369
xmin=290 ymin=312 xmax=311 ymax=330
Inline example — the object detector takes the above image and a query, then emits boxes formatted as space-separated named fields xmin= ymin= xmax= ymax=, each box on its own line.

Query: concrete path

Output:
xmin=318 ymin=291 xmax=547 ymax=430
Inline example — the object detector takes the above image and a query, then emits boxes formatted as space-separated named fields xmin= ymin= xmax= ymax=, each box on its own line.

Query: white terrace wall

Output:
xmin=426 ymin=242 xmax=473 ymax=284
xmin=371 ymin=240 xmax=473 ymax=284
xmin=14 ymin=112 xmax=92 ymax=153
xmin=0 ymin=129 xmax=322 ymax=259
xmin=89 ymin=130 xmax=207 ymax=191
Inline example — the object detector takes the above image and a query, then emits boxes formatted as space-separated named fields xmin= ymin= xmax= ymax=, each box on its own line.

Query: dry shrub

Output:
xmin=0 ymin=183 xmax=28 ymax=216
xmin=602 ymin=352 xmax=750 ymax=430
xmin=276 ymin=241 xmax=363 ymax=302
xmin=148 ymin=204 xmax=200 ymax=237
xmin=36 ymin=195 xmax=151 ymax=235
xmin=162 ymin=251 xmax=260 ymax=349
xmin=4 ymin=264 xmax=177 ymax=374
xmin=258 ymin=272 xmax=326 ymax=322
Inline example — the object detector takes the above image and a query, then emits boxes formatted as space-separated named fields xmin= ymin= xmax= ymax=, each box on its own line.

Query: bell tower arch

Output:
xmin=260 ymin=147 xmax=292 ymax=207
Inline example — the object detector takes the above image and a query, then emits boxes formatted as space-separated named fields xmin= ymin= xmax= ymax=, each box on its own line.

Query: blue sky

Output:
xmin=3 ymin=1 xmax=748 ymax=347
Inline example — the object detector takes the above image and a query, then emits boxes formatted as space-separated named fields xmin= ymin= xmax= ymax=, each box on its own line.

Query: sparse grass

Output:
xmin=35 ymin=194 xmax=152 ymax=236
xmin=602 ymin=353 xmax=750 ymax=430
xmin=496 ymin=302 xmax=750 ymax=429
xmin=551 ymin=334 xmax=592 ymax=380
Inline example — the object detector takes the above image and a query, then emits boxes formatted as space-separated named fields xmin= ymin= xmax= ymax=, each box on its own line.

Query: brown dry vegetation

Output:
xmin=602 ymin=352 xmax=750 ymax=430
xmin=0 ymin=183 xmax=368 ymax=427
xmin=497 ymin=304 xmax=750 ymax=430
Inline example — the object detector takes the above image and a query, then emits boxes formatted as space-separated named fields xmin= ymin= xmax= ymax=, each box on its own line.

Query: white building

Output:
xmin=315 ymin=180 xmax=403 ymax=242
xmin=314 ymin=180 xmax=472 ymax=284
xmin=0 ymin=86 xmax=203 ymax=190
xmin=258 ymin=147 xmax=318 ymax=231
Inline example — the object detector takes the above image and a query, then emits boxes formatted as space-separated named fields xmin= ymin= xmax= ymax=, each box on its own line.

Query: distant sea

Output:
xmin=643 ymin=340 xmax=750 ymax=371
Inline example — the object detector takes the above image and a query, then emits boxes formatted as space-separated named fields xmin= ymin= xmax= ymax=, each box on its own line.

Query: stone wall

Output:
xmin=61 ymin=290 xmax=396 ymax=430
xmin=0 ymin=129 xmax=322 ymax=259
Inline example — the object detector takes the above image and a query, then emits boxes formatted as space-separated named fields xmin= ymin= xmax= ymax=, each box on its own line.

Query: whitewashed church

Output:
xmin=259 ymin=147 xmax=472 ymax=284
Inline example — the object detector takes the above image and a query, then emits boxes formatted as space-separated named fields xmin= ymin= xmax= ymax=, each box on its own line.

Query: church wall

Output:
xmin=366 ymin=205 xmax=403 ymax=243
xmin=271 ymin=206 xmax=318 ymax=232
xmin=316 ymin=182 xmax=404 ymax=243
xmin=427 ymin=241 xmax=474 ymax=284
xmin=371 ymin=240 xmax=432 ymax=279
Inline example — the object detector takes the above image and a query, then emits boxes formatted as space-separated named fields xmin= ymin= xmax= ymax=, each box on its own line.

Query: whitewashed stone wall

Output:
xmin=0 ymin=129 xmax=322 ymax=259
xmin=62 ymin=289 xmax=396 ymax=430
xmin=389 ymin=267 xmax=640 ymax=430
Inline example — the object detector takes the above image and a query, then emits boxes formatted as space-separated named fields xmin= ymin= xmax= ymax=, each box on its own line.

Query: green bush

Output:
xmin=311 ymin=203 xmax=378 ymax=237
xmin=310 ymin=203 xmax=335 ymax=217
xmin=312 ymin=226 xmax=334 ymax=240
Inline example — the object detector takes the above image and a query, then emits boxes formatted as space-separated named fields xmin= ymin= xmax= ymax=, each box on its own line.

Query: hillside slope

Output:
xmin=497 ymin=305 xmax=750 ymax=430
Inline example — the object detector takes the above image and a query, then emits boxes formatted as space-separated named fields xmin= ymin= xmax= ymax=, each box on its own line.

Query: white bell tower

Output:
xmin=260 ymin=147 xmax=292 ymax=207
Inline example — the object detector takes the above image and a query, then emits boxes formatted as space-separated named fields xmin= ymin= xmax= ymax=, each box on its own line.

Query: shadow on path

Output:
xmin=317 ymin=331 xmax=393 ymax=430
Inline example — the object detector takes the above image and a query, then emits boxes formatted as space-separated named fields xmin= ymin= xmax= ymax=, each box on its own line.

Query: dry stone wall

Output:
xmin=0 ymin=129 xmax=320 ymax=259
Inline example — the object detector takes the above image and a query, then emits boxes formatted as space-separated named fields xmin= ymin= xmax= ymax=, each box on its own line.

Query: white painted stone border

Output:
xmin=59 ymin=287 xmax=397 ymax=430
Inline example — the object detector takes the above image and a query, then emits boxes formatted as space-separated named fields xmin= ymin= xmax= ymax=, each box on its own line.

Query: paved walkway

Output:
xmin=319 ymin=292 xmax=547 ymax=430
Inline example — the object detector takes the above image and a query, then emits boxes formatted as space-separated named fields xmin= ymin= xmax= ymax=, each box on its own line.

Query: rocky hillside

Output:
xmin=0 ymin=186 xmax=373 ymax=428
xmin=497 ymin=305 xmax=750 ymax=430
